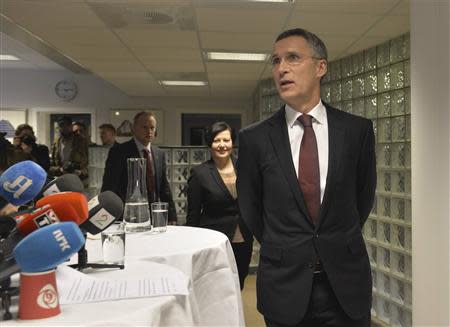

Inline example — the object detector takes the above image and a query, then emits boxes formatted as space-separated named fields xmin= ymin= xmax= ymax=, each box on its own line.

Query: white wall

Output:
xmin=411 ymin=0 xmax=450 ymax=326
xmin=0 ymin=69 xmax=250 ymax=146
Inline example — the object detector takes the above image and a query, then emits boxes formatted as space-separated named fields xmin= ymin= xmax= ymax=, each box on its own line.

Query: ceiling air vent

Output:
xmin=143 ymin=11 xmax=173 ymax=25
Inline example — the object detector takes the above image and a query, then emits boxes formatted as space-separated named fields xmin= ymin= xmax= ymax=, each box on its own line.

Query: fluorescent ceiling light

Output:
xmin=160 ymin=80 xmax=207 ymax=86
xmin=207 ymin=52 xmax=269 ymax=62
xmin=0 ymin=55 xmax=20 ymax=61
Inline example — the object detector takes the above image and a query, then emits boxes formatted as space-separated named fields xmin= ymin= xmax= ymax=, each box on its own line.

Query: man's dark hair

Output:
xmin=15 ymin=124 xmax=34 ymax=136
xmin=99 ymin=123 xmax=116 ymax=134
xmin=57 ymin=116 xmax=72 ymax=126
xmin=275 ymin=28 xmax=328 ymax=61
xmin=204 ymin=121 xmax=235 ymax=147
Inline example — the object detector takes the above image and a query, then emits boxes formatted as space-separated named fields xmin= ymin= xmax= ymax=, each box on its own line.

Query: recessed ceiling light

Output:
xmin=160 ymin=80 xmax=208 ymax=86
xmin=115 ymin=111 xmax=120 ymax=116
xmin=0 ymin=55 xmax=20 ymax=61
xmin=206 ymin=52 xmax=269 ymax=62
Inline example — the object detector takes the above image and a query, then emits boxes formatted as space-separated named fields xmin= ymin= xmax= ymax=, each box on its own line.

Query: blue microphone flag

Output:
xmin=0 ymin=161 xmax=47 ymax=206
xmin=13 ymin=222 xmax=85 ymax=272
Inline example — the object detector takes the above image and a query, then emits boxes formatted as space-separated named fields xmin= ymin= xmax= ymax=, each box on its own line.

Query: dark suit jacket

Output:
xmin=186 ymin=158 xmax=251 ymax=241
xmin=236 ymin=103 xmax=376 ymax=324
xmin=101 ymin=139 xmax=177 ymax=222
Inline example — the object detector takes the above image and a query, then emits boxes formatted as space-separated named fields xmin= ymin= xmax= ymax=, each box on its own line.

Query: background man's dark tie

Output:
xmin=142 ymin=149 xmax=155 ymax=201
xmin=298 ymin=114 xmax=320 ymax=225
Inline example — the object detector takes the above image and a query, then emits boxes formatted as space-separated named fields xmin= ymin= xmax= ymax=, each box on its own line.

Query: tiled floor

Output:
xmin=242 ymin=275 xmax=265 ymax=327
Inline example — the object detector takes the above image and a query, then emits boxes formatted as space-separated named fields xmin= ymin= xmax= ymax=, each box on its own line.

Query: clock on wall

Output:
xmin=55 ymin=80 xmax=78 ymax=101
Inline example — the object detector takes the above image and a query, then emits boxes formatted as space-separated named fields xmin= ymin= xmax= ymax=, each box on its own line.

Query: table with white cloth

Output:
xmin=2 ymin=226 xmax=245 ymax=326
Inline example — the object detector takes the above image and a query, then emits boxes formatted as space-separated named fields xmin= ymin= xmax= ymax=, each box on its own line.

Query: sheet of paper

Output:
xmin=56 ymin=265 xmax=189 ymax=305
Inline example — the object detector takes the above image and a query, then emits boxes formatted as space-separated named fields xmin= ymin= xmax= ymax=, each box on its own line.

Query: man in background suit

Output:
xmin=101 ymin=112 xmax=177 ymax=223
xmin=236 ymin=28 xmax=376 ymax=326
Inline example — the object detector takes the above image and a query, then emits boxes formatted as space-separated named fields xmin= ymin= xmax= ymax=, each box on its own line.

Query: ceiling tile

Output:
xmin=200 ymin=32 xmax=274 ymax=52
xmin=294 ymin=0 xmax=401 ymax=15
xmin=115 ymin=29 xmax=199 ymax=48
xmin=195 ymin=7 xmax=289 ymax=33
xmin=206 ymin=62 xmax=265 ymax=74
xmin=287 ymin=12 xmax=380 ymax=36
xmin=132 ymin=47 xmax=203 ymax=61
xmin=2 ymin=1 xmax=104 ymax=28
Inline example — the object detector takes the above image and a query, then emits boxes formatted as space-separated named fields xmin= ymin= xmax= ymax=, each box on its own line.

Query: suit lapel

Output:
xmin=318 ymin=105 xmax=344 ymax=229
xmin=268 ymin=107 xmax=311 ymax=224
xmin=208 ymin=159 xmax=235 ymax=201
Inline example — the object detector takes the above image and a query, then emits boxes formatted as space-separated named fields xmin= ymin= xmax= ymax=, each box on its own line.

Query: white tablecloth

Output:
xmin=3 ymin=226 xmax=245 ymax=326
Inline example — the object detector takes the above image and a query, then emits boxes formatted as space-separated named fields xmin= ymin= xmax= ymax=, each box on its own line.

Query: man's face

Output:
xmin=73 ymin=124 xmax=82 ymax=136
xmin=58 ymin=122 xmax=73 ymax=138
xmin=133 ymin=114 xmax=156 ymax=146
xmin=271 ymin=36 xmax=327 ymax=108
xmin=100 ymin=128 xmax=115 ymax=145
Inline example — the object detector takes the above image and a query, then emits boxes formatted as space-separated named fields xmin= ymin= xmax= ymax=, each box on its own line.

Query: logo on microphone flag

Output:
xmin=19 ymin=270 xmax=61 ymax=319
xmin=37 ymin=284 xmax=59 ymax=309
xmin=3 ymin=175 xmax=33 ymax=199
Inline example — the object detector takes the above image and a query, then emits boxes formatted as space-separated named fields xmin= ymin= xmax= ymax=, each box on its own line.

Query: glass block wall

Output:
xmin=160 ymin=146 xmax=211 ymax=225
xmin=87 ymin=146 xmax=210 ymax=226
xmin=254 ymin=34 xmax=411 ymax=327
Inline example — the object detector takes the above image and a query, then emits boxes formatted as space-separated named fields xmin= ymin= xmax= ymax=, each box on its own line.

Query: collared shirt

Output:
xmin=133 ymin=137 xmax=152 ymax=159
xmin=285 ymin=100 xmax=329 ymax=203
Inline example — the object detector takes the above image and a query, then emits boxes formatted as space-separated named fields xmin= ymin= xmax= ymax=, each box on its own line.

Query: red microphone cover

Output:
xmin=36 ymin=192 xmax=88 ymax=225
xmin=15 ymin=205 xmax=60 ymax=236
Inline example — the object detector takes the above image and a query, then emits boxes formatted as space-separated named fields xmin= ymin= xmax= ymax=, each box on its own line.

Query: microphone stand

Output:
xmin=69 ymin=233 xmax=124 ymax=271
xmin=0 ymin=278 xmax=18 ymax=320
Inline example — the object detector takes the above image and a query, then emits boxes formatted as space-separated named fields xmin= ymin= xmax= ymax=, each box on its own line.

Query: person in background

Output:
xmin=50 ymin=116 xmax=89 ymax=187
xmin=237 ymin=28 xmax=376 ymax=327
xmin=13 ymin=124 xmax=50 ymax=172
xmin=73 ymin=121 xmax=96 ymax=146
xmin=0 ymin=131 xmax=31 ymax=174
xmin=99 ymin=123 xmax=119 ymax=148
xmin=186 ymin=121 xmax=253 ymax=290
xmin=101 ymin=112 xmax=177 ymax=224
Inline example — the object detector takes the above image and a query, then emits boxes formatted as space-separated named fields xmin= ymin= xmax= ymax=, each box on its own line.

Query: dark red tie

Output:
xmin=298 ymin=115 xmax=320 ymax=225
xmin=142 ymin=149 xmax=155 ymax=196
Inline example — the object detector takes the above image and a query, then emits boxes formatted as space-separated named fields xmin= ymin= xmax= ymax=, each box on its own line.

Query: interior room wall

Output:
xmin=0 ymin=69 xmax=250 ymax=146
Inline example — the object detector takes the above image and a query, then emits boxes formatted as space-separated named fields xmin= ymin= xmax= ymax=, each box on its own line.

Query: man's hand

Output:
xmin=0 ymin=203 xmax=19 ymax=216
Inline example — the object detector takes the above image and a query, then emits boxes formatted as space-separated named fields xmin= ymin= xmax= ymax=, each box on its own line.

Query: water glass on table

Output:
xmin=151 ymin=202 xmax=168 ymax=233
xmin=101 ymin=222 xmax=126 ymax=264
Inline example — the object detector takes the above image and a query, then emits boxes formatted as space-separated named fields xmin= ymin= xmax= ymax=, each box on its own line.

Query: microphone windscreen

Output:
xmin=15 ymin=205 xmax=60 ymax=236
xmin=0 ymin=161 xmax=47 ymax=206
xmin=13 ymin=222 xmax=85 ymax=272
xmin=38 ymin=174 xmax=84 ymax=200
xmin=36 ymin=192 xmax=88 ymax=225
xmin=81 ymin=191 xmax=124 ymax=235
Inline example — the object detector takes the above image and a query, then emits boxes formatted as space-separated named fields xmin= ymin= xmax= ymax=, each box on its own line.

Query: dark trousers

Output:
xmin=264 ymin=272 xmax=370 ymax=327
xmin=231 ymin=240 xmax=253 ymax=290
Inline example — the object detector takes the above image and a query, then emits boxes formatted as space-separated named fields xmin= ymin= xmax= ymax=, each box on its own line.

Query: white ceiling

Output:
xmin=0 ymin=0 xmax=410 ymax=99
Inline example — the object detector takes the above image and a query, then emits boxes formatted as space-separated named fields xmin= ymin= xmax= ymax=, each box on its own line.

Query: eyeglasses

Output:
xmin=270 ymin=53 xmax=322 ymax=67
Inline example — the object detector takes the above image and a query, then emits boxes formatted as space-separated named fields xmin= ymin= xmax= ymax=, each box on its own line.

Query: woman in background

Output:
xmin=187 ymin=121 xmax=253 ymax=290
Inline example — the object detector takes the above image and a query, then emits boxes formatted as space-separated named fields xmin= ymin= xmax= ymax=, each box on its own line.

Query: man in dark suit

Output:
xmin=101 ymin=112 xmax=177 ymax=223
xmin=236 ymin=28 xmax=376 ymax=327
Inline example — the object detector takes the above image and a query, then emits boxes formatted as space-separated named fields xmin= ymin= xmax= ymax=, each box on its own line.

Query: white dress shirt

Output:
xmin=134 ymin=137 xmax=152 ymax=159
xmin=285 ymin=101 xmax=329 ymax=203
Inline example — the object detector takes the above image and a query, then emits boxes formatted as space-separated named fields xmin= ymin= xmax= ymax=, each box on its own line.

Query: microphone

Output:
xmin=0 ymin=161 xmax=47 ymax=207
xmin=0 ymin=222 xmax=85 ymax=281
xmin=71 ymin=191 xmax=124 ymax=271
xmin=81 ymin=191 xmax=124 ymax=235
xmin=35 ymin=174 xmax=84 ymax=201
xmin=36 ymin=192 xmax=88 ymax=226
xmin=0 ymin=195 xmax=88 ymax=262
xmin=13 ymin=222 xmax=85 ymax=273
